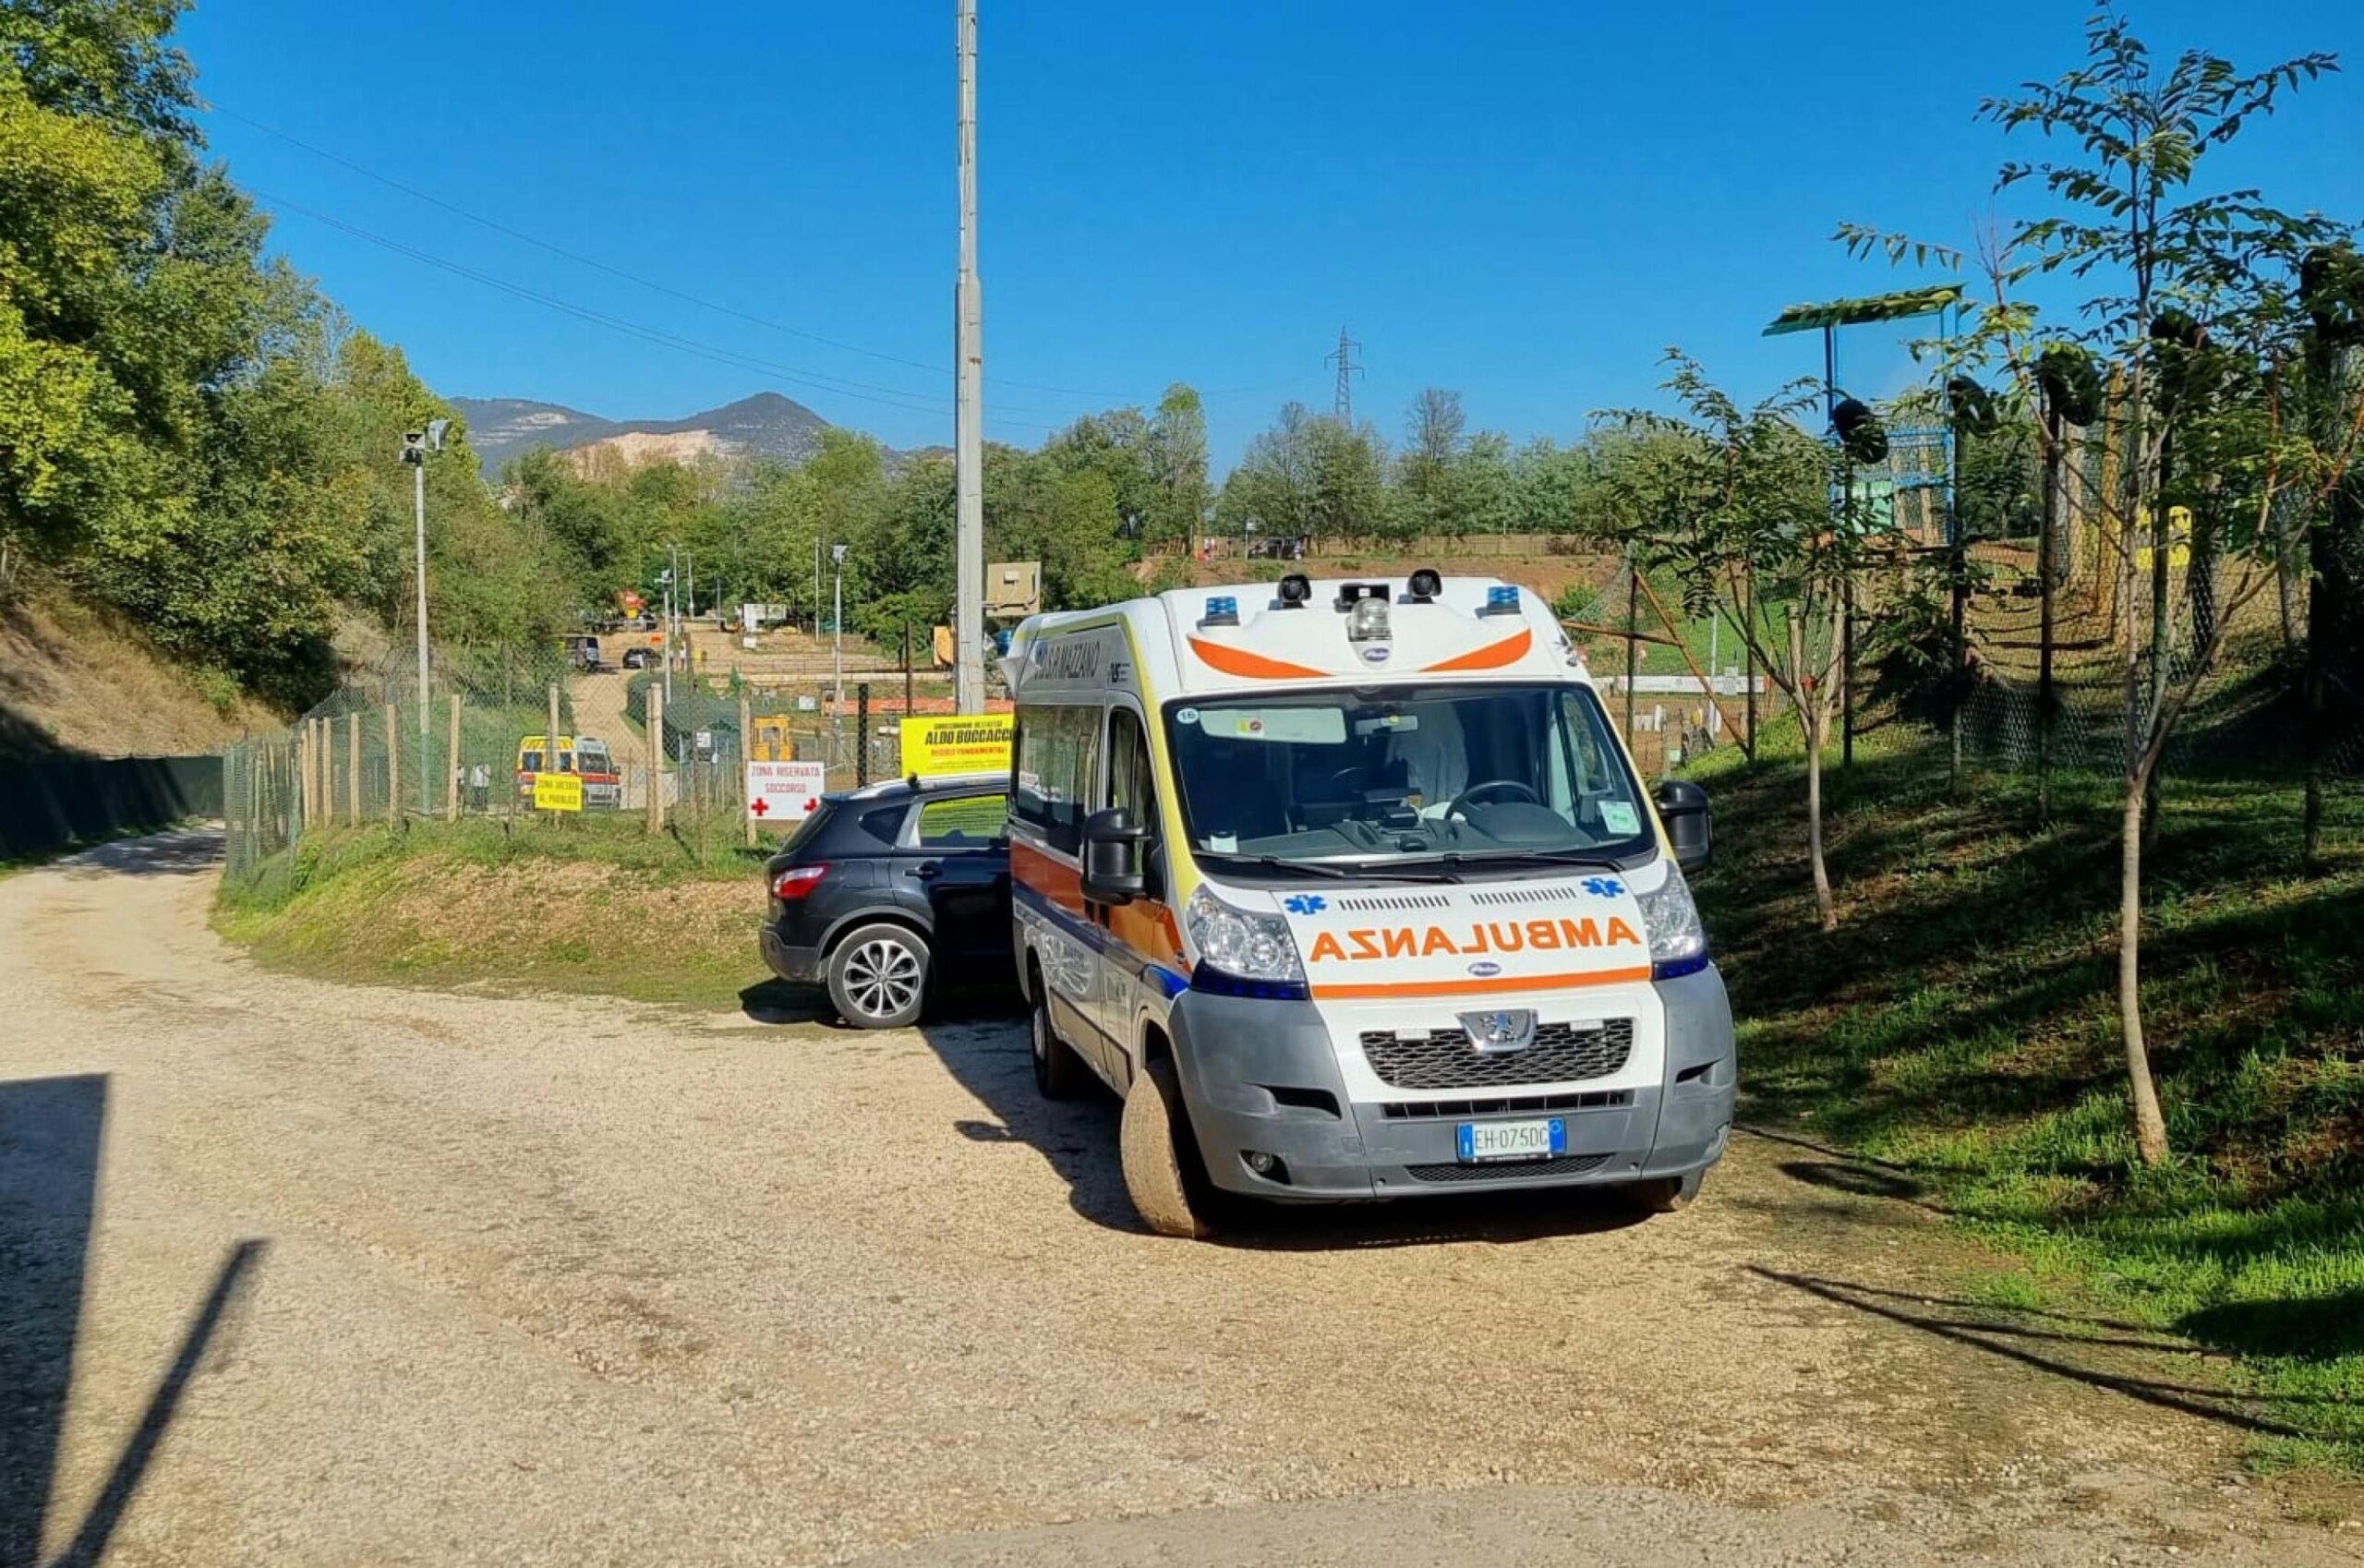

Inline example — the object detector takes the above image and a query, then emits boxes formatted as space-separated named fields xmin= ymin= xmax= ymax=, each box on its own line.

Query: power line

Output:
xmin=253 ymin=188 xmax=1060 ymax=433
xmin=1326 ymin=325 xmax=1363 ymax=422
xmin=212 ymin=103 xmax=1159 ymax=405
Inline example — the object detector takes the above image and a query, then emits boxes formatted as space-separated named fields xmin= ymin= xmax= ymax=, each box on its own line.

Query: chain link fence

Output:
xmin=223 ymin=643 xmax=931 ymax=883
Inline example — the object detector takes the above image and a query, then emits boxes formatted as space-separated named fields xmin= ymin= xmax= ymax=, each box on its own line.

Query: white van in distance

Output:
xmin=1003 ymin=571 xmax=1735 ymax=1237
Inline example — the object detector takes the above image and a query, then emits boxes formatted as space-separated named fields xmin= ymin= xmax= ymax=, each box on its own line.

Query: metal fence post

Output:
xmin=384 ymin=702 xmax=400 ymax=826
xmin=346 ymin=711 xmax=360 ymax=826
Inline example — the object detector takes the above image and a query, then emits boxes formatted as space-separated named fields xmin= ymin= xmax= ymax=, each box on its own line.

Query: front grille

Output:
xmin=1379 ymin=1089 xmax=1633 ymax=1120
xmin=1405 ymin=1152 xmax=1611 ymax=1184
xmin=1360 ymin=1019 xmax=1634 ymax=1091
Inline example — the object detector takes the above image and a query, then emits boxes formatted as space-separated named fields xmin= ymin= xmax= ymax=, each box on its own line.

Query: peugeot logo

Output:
xmin=1458 ymin=1007 xmax=1538 ymax=1054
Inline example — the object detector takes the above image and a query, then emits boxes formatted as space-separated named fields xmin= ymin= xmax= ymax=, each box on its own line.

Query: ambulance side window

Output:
xmin=1014 ymin=701 xmax=1099 ymax=855
xmin=1105 ymin=706 xmax=1164 ymax=900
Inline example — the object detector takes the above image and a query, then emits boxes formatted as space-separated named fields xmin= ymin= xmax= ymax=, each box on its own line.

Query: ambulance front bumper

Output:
xmin=1166 ymin=967 xmax=1736 ymax=1201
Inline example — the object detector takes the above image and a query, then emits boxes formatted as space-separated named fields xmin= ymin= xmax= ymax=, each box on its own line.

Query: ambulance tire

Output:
xmin=1121 ymin=1057 xmax=1218 ymax=1239
xmin=1031 ymin=991 xmax=1090 ymax=1100
xmin=1624 ymin=1168 xmax=1706 ymax=1214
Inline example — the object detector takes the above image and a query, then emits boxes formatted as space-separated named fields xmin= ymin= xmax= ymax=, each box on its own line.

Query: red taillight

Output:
xmin=772 ymin=863 xmax=827 ymax=900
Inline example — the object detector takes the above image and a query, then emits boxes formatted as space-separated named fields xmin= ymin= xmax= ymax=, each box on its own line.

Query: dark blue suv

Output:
xmin=759 ymin=775 xmax=1012 ymax=1027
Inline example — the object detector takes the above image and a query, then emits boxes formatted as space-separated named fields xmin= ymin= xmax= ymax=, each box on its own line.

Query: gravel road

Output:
xmin=2 ymin=831 xmax=2357 ymax=1566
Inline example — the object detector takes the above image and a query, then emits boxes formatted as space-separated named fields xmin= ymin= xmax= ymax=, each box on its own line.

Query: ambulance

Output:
xmin=1003 ymin=570 xmax=1734 ymax=1237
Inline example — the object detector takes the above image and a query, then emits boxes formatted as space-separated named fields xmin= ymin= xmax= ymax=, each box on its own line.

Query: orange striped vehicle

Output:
xmin=1001 ymin=571 xmax=1734 ymax=1237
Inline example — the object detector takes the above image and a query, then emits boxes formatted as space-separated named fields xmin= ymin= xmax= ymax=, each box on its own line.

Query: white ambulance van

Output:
xmin=1003 ymin=571 xmax=1734 ymax=1237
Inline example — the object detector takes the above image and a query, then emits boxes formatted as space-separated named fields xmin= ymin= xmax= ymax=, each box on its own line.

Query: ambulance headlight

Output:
xmin=1186 ymin=885 xmax=1306 ymax=990
xmin=1635 ymin=863 xmax=1708 ymax=980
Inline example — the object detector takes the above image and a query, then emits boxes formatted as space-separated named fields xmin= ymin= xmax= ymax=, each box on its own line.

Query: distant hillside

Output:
xmin=452 ymin=392 xmax=832 ymax=476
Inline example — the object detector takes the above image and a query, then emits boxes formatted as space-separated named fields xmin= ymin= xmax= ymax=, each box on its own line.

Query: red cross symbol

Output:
xmin=750 ymin=797 xmax=770 ymax=815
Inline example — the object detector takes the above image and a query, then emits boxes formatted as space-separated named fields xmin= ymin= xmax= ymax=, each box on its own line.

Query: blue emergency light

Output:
xmin=1201 ymin=595 xmax=1239 ymax=626
xmin=1484 ymin=585 xmax=1521 ymax=614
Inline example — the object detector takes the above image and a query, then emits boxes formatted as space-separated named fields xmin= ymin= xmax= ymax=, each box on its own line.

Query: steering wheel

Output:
xmin=1446 ymin=779 xmax=1541 ymax=816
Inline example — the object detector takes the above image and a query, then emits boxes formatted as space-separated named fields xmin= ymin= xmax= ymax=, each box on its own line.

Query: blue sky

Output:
xmin=183 ymin=1 xmax=2364 ymax=471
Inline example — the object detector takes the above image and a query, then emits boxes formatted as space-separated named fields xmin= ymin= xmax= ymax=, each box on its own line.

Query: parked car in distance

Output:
xmin=760 ymin=774 xmax=1012 ymax=1028
xmin=564 ymin=634 xmax=605 ymax=673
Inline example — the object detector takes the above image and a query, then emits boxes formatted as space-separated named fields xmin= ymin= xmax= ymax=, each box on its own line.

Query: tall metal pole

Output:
xmin=663 ymin=545 xmax=676 ymax=705
xmin=952 ymin=0 xmax=986 ymax=716
xmin=832 ymin=547 xmax=845 ymax=707
xmin=413 ymin=458 xmax=431 ymax=818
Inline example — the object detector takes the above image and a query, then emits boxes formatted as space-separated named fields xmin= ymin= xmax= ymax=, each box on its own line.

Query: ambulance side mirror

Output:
xmin=1654 ymin=778 xmax=1712 ymax=873
xmin=1081 ymin=807 xmax=1148 ymax=905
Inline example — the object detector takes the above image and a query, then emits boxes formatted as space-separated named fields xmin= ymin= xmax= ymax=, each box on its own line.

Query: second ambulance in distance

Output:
xmin=1003 ymin=570 xmax=1735 ymax=1237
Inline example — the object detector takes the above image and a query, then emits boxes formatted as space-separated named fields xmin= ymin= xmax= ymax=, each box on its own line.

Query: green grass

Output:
xmin=1688 ymin=732 xmax=2364 ymax=1470
xmin=216 ymin=813 xmax=782 ymax=1008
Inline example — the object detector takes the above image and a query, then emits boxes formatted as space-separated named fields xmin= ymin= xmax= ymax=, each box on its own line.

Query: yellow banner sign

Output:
xmin=899 ymin=713 xmax=1014 ymax=778
xmin=533 ymin=772 xmax=585 ymax=813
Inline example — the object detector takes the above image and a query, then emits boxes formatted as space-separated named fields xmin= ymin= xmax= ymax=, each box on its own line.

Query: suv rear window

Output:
xmin=855 ymin=803 xmax=911 ymax=846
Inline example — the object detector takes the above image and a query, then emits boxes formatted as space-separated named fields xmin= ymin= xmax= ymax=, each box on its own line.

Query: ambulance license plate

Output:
xmin=1456 ymin=1118 xmax=1566 ymax=1164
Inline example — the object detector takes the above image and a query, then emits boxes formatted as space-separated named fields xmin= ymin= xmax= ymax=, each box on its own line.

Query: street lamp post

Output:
xmin=400 ymin=418 xmax=450 ymax=820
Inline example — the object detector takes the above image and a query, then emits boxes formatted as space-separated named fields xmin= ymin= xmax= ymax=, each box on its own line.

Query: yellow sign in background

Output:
xmin=899 ymin=713 xmax=1014 ymax=778
xmin=533 ymin=772 xmax=585 ymax=813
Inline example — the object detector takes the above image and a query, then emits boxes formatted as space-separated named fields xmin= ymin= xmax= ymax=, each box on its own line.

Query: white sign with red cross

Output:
xmin=746 ymin=759 xmax=827 ymax=826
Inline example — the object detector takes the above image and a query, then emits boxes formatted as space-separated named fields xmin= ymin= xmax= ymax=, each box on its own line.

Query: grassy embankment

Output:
xmin=1690 ymin=727 xmax=2364 ymax=1472
xmin=214 ymin=814 xmax=778 ymax=1009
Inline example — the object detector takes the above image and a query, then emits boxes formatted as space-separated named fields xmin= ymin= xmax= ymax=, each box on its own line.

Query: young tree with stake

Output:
xmin=1841 ymin=9 xmax=2351 ymax=1164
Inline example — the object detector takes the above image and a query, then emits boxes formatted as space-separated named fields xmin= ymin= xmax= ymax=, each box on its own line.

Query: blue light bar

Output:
xmin=1484 ymin=585 xmax=1521 ymax=614
xmin=1202 ymin=595 xmax=1238 ymax=625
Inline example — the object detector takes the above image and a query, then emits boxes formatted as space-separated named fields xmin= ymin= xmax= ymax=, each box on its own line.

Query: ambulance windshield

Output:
xmin=1164 ymin=683 xmax=1654 ymax=872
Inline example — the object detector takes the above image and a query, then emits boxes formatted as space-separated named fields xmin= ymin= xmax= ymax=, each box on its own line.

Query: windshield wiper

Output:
xmin=1465 ymin=849 xmax=1631 ymax=873
xmin=1205 ymin=852 xmax=1459 ymax=885
xmin=1392 ymin=848 xmax=1629 ymax=875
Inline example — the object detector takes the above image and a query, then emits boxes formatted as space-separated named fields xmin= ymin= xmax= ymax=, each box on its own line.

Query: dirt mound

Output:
xmin=0 ymin=596 xmax=280 ymax=761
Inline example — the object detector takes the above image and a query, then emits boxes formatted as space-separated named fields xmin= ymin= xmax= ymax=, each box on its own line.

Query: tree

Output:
xmin=1144 ymin=384 xmax=1211 ymax=551
xmin=1603 ymin=353 xmax=1884 ymax=930
xmin=1399 ymin=388 xmax=1467 ymax=534
xmin=1841 ymin=6 xmax=2347 ymax=1164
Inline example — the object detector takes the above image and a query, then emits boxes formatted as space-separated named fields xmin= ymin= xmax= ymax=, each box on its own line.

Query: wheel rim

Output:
xmin=844 ymin=938 xmax=922 ymax=1019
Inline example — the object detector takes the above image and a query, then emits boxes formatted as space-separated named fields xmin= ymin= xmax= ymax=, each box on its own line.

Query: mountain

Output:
xmin=452 ymin=392 xmax=833 ymax=476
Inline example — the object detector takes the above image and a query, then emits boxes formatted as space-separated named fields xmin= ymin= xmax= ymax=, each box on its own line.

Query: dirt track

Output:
xmin=2 ymin=832 xmax=2358 ymax=1566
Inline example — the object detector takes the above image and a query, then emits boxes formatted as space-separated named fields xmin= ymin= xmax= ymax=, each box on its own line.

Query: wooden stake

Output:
xmin=1630 ymin=571 xmax=1747 ymax=744
xmin=547 ymin=683 xmax=562 ymax=825
xmin=447 ymin=694 xmax=463 ymax=821
xmin=646 ymin=684 xmax=665 ymax=835
xmin=384 ymin=702 xmax=400 ymax=826
xmin=740 ymin=692 xmax=754 ymax=846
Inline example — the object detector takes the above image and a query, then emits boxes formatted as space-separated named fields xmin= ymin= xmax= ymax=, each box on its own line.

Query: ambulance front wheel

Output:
xmin=1121 ymin=1057 xmax=1217 ymax=1239
xmin=1624 ymin=1168 xmax=1707 ymax=1213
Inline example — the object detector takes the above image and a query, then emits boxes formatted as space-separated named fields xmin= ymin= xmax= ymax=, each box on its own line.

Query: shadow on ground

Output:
xmin=0 ymin=1071 xmax=264 ymax=1568
xmin=1749 ymin=1266 xmax=2325 ymax=1442
xmin=54 ymin=827 xmax=223 ymax=882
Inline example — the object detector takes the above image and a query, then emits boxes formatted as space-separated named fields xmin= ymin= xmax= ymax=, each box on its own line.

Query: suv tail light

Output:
xmin=772 ymin=863 xmax=828 ymax=900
